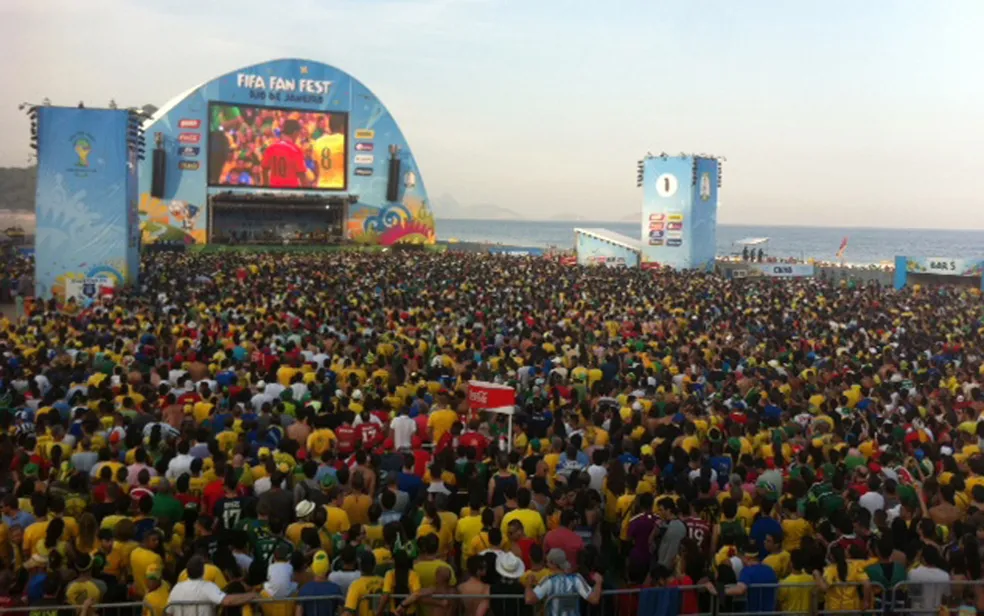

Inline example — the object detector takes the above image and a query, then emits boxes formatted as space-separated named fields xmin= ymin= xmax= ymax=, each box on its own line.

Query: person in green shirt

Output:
xmin=150 ymin=479 xmax=184 ymax=524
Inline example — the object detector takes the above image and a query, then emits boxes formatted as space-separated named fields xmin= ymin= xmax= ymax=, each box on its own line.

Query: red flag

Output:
xmin=836 ymin=237 xmax=848 ymax=259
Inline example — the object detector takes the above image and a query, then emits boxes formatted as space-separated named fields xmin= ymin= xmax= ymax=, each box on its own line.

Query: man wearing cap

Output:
xmin=144 ymin=563 xmax=170 ymax=616
xmin=525 ymin=548 xmax=602 ymax=615
xmin=297 ymin=550 xmax=343 ymax=616
xmin=167 ymin=555 xmax=258 ymax=616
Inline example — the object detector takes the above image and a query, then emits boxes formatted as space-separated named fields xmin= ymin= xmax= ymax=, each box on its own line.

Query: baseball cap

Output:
xmin=546 ymin=548 xmax=570 ymax=572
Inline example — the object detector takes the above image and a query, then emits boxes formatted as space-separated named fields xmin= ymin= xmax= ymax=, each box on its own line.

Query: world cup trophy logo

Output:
xmin=74 ymin=138 xmax=92 ymax=167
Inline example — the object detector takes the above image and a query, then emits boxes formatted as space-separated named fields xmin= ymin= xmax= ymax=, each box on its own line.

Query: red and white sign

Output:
xmin=178 ymin=119 xmax=201 ymax=129
xmin=467 ymin=380 xmax=515 ymax=411
xmin=178 ymin=133 xmax=201 ymax=144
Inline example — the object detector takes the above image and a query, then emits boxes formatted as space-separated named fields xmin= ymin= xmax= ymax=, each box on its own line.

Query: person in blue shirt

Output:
xmin=297 ymin=550 xmax=343 ymax=616
xmin=725 ymin=542 xmax=778 ymax=613
xmin=397 ymin=454 xmax=424 ymax=502
xmin=749 ymin=500 xmax=783 ymax=559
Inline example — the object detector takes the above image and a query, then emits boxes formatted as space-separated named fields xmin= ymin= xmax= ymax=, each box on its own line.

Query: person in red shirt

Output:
xmin=458 ymin=419 xmax=489 ymax=460
xmin=506 ymin=519 xmax=535 ymax=568
xmin=543 ymin=509 xmax=584 ymax=569
xmin=261 ymin=119 xmax=309 ymax=188
xmin=411 ymin=436 xmax=431 ymax=477
xmin=356 ymin=417 xmax=382 ymax=450
xmin=434 ymin=422 xmax=459 ymax=457
xmin=174 ymin=474 xmax=200 ymax=512
xmin=335 ymin=423 xmax=357 ymax=457
xmin=201 ymin=462 xmax=227 ymax=515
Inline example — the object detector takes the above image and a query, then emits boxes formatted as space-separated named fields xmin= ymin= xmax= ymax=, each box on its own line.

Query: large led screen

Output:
xmin=207 ymin=102 xmax=347 ymax=190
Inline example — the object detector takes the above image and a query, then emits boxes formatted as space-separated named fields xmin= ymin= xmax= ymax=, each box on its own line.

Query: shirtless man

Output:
xmin=419 ymin=566 xmax=457 ymax=616
xmin=457 ymin=556 xmax=490 ymax=616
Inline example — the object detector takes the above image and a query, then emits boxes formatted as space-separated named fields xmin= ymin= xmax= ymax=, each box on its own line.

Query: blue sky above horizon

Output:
xmin=3 ymin=0 xmax=983 ymax=227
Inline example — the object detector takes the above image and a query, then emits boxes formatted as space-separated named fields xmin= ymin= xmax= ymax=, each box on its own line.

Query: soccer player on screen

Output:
xmin=312 ymin=114 xmax=346 ymax=189
xmin=261 ymin=119 xmax=312 ymax=188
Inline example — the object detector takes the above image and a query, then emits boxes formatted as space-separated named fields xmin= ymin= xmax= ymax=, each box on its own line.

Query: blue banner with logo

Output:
xmin=35 ymin=107 xmax=133 ymax=299
xmin=640 ymin=156 xmax=694 ymax=269
xmin=691 ymin=157 xmax=719 ymax=270
xmin=639 ymin=156 xmax=719 ymax=270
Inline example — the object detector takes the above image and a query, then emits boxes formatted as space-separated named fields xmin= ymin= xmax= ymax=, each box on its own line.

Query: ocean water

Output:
xmin=436 ymin=219 xmax=984 ymax=265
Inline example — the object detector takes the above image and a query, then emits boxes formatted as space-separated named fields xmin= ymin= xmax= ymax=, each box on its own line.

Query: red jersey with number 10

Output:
xmin=261 ymin=140 xmax=305 ymax=187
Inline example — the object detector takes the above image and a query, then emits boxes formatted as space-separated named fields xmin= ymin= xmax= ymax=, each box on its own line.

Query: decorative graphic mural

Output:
xmin=34 ymin=107 xmax=138 ymax=299
xmin=138 ymin=58 xmax=433 ymax=246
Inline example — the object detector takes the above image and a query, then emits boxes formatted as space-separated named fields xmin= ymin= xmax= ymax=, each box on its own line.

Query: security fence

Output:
xmin=5 ymin=579 xmax=984 ymax=616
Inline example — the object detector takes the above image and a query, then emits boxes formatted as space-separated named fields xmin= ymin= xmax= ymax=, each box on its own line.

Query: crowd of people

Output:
xmin=1 ymin=250 xmax=984 ymax=616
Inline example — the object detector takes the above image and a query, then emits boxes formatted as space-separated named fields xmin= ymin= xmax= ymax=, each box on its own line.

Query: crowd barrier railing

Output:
xmin=890 ymin=579 xmax=984 ymax=616
xmin=3 ymin=579 xmax=936 ymax=616
xmin=715 ymin=580 xmax=887 ymax=616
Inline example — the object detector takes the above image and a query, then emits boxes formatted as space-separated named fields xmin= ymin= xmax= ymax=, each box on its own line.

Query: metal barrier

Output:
xmin=0 ymin=579 xmax=927 ymax=616
xmin=355 ymin=586 xmax=716 ymax=616
xmin=891 ymin=579 xmax=984 ymax=616
xmin=716 ymin=580 xmax=887 ymax=616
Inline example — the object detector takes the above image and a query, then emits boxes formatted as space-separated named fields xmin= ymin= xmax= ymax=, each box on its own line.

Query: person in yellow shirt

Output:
xmin=381 ymin=552 xmax=423 ymax=615
xmin=287 ymin=501 xmax=317 ymax=547
xmin=312 ymin=123 xmax=346 ymax=189
xmin=818 ymin=545 xmax=870 ymax=612
xmin=454 ymin=495 xmax=486 ymax=558
xmin=21 ymin=512 xmax=49 ymax=558
xmin=428 ymin=406 xmax=458 ymax=443
xmin=142 ymin=563 xmax=170 ymax=616
xmin=780 ymin=499 xmax=813 ymax=552
xmin=778 ymin=550 xmax=814 ymax=614
xmin=130 ymin=530 xmax=164 ymax=596
xmin=65 ymin=554 xmax=103 ymax=606
xmin=413 ymin=533 xmax=457 ymax=588
xmin=324 ymin=489 xmax=352 ymax=535
xmin=306 ymin=428 xmax=337 ymax=457
xmin=344 ymin=552 xmax=384 ymax=616
xmin=500 ymin=490 xmax=546 ymax=541
xmin=762 ymin=533 xmax=791 ymax=579
xmin=342 ymin=474 xmax=373 ymax=526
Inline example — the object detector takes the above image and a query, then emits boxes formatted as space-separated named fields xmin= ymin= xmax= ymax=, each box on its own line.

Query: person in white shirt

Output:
xmin=251 ymin=382 xmax=274 ymax=413
xmin=586 ymin=450 xmax=608 ymax=492
xmin=390 ymin=408 xmax=417 ymax=450
xmin=290 ymin=381 xmax=309 ymax=401
xmin=265 ymin=381 xmax=286 ymax=400
xmin=168 ymin=370 xmax=188 ymax=387
xmin=167 ymin=556 xmax=256 ymax=616
xmin=264 ymin=544 xmax=296 ymax=597
xmin=908 ymin=545 xmax=951 ymax=613
xmin=166 ymin=441 xmax=195 ymax=480
xmin=858 ymin=476 xmax=886 ymax=515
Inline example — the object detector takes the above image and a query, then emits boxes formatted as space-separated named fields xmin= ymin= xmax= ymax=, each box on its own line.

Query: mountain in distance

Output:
xmin=430 ymin=193 xmax=524 ymax=220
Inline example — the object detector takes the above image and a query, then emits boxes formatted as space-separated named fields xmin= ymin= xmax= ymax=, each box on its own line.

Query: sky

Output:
xmin=2 ymin=0 xmax=984 ymax=228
